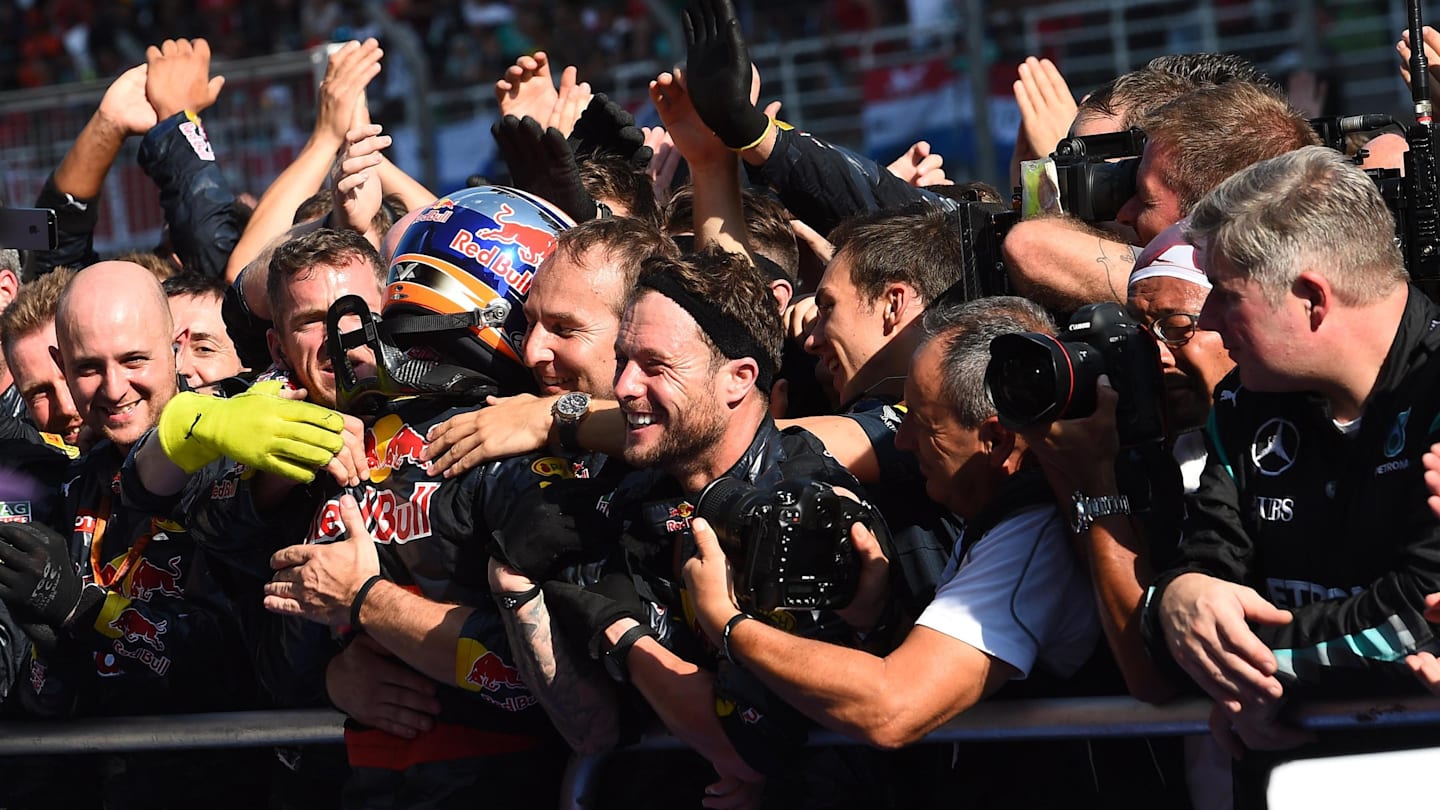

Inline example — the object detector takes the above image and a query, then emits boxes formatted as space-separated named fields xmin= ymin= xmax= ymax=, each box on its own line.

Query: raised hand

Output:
xmin=332 ymin=123 xmax=390 ymax=239
xmin=650 ymin=70 xmax=731 ymax=168
xmin=496 ymin=51 xmax=560 ymax=124
xmin=314 ymin=39 xmax=383 ymax=147
xmin=682 ymin=0 xmax=769 ymax=149
xmin=145 ymin=38 xmax=225 ymax=120
xmin=886 ymin=140 xmax=951 ymax=188
xmin=98 ymin=64 xmax=158 ymax=137
xmin=1399 ymin=26 xmax=1440 ymax=108
xmin=1012 ymin=57 xmax=1077 ymax=163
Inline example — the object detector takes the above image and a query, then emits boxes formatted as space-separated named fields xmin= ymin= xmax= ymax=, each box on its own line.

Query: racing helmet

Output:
xmin=383 ymin=185 xmax=574 ymax=394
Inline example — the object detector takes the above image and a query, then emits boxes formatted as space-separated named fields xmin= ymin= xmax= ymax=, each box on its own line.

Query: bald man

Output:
xmin=0 ymin=260 xmax=271 ymax=806
xmin=54 ymin=262 xmax=179 ymax=451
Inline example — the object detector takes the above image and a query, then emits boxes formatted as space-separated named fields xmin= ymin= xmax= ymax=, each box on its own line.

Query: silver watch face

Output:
xmin=555 ymin=392 xmax=590 ymax=421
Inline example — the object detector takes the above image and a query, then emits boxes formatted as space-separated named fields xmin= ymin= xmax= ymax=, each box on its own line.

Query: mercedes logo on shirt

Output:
xmin=1251 ymin=418 xmax=1300 ymax=476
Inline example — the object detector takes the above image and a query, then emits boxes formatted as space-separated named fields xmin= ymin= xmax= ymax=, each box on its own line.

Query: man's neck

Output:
xmin=840 ymin=324 xmax=921 ymax=406
xmin=673 ymin=403 xmax=768 ymax=495
xmin=1320 ymin=286 xmax=1409 ymax=422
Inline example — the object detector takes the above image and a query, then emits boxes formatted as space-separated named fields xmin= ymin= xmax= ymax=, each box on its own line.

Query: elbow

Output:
xmin=854 ymin=694 xmax=936 ymax=751
xmin=864 ymin=724 xmax=923 ymax=751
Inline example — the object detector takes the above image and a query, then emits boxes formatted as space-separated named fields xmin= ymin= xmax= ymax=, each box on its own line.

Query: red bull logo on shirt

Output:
xmin=365 ymin=414 xmax=432 ymax=484
xmin=462 ymin=649 xmax=538 ymax=712
xmin=307 ymin=482 xmax=440 ymax=545
xmin=128 ymin=556 xmax=185 ymax=601
xmin=109 ymin=608 xmax=168 ymax=650
xmin=665 ymin=501 xmax=694 ymax=533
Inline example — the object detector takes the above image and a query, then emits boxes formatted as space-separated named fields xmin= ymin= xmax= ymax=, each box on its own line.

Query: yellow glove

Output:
xmin=157 ymin=380 xmax=345 ymax=482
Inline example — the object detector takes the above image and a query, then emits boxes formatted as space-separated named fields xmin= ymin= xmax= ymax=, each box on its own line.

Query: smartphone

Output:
xmin=0 ymin=208 xmax=57 ymax=251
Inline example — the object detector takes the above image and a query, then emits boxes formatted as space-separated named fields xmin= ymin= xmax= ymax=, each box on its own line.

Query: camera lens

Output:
xmin=986 ymin=333 xmax=1075 ymax=428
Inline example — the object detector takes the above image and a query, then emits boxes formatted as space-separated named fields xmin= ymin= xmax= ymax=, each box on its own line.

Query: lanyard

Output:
xmin=86 ymin=494 xmax=151 ymax=587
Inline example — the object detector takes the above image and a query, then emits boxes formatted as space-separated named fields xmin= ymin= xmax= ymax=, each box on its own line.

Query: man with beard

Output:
xmin=515 ymin=247 xmax=884 ymax=807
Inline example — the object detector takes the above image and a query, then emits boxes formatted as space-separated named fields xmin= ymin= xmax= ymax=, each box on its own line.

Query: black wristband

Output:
xmin=495 ymin=584 xmax=542 ymax=611
xmin=722 ymin=612 xmax=753 ymax=666
xmin=350 ymin=574 xmax=384 ymax=631
xmin=602 ymin=622 xmax=655 ymax=684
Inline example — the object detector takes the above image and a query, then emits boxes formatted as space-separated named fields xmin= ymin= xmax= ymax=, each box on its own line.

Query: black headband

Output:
xmin=638 ymin=272 xmax=776 ymax=391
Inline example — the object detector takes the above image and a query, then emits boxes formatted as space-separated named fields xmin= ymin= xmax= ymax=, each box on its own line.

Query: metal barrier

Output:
xmin=3 ymin=697 xmax=1434 ymax=806
xmin=559 ymin=694 xmax=1440 ymax=808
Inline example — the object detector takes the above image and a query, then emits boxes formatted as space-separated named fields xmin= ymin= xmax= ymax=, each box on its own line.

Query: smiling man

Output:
xmin=265 ymin=228 xmax=384 ymax=408
xmin=522 ymin=218 xmax=678 ymax=399
xmin=803 ymin=207 xmax=961 ymax=411
xmin=2 ymin=260 xmax=270 ymax=807
xmin=0 ymin=267 xmax=83 ymax=449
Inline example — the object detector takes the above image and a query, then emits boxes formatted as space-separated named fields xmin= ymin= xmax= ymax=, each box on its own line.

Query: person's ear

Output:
xmin=266 ymin=328 xmax=289 ymax=369
xmin=721 ymin=356 xmax=760 ymax=406
xmin=1293 ymin=270 xmax=1331 ymax=330
xmin=977 ymin=415 xmax=1017 ymax=466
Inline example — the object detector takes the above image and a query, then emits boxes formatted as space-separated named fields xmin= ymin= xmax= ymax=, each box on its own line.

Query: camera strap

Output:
xmin=956 ymin=468 xmax=1054 ymax=562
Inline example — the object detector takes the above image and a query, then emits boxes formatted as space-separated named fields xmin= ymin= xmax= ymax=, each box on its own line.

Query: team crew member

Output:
xmin=1147 ymin=146 xmax=1440 ymax=760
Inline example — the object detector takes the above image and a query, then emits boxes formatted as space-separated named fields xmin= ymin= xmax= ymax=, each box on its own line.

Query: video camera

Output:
xmin=985 ymin=301 xmax=1166 ymax=447
xmin=941 ymin=129 xmax=1146 ymax=303
xmin=1049 ymin=128 xmax=1147 ymax=222
xmin=937 ymin=191 xmax=1018 ymax=300
xmin=693 ymin=477 xmax=892 ymax=613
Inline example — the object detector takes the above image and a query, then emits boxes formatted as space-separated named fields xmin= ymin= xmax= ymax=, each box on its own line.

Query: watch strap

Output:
xmin=1071 ymin=491 xmax=1130 ymax=533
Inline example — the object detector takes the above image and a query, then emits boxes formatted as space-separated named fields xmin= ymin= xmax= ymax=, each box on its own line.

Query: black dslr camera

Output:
xmin=694 ymin=478 xmax=890 ymax=613
xmin=1051 ymin=128 xmax=1147 ymax=222
xmin=985 ymin=301 xmax=1166 ymax=447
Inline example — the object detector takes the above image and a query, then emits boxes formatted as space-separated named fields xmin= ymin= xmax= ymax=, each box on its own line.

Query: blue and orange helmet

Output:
xmin=384 ymin=186 xmax=574 ymax=394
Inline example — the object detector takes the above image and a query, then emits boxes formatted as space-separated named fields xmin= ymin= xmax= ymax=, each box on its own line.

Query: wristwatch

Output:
xmin=552 ymin=392 xmax=591 ymax=452
xmin=1070 ymin=491 xmax=1131 ymax=534
xmin=601 ymin=623 xmax=655 ymax=683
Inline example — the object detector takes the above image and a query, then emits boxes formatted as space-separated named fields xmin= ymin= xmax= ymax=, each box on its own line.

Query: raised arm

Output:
xmin=224 ymin=39 xmax=382 ymax=281
xmin=30 ymin=65 xmax=156 ymax=276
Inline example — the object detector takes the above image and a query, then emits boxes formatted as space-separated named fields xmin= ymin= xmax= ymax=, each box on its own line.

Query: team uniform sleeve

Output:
xmin=138 ymin=111 xmax=241 ymax=279
xmin=746 ymin=127 xmax=960 ymax=236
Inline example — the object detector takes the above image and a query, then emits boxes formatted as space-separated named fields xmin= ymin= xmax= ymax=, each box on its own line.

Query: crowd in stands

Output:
xmin=0 ymin=0 xmax=921 ymax=94
xmin=3 ymin=2 xmax=1440 ymax=809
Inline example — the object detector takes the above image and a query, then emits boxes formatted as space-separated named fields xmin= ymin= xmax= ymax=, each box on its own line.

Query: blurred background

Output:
xmin=0 ymin=0 xmax=1415 ymax=253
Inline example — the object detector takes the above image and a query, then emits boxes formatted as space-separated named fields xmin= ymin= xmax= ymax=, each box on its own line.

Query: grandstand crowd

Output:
xmin=1 ymin=1 xmax=1440 ymax=808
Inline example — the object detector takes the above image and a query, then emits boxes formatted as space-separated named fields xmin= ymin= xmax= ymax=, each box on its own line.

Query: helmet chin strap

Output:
xmin=325 ymin=295 xmax=502 ymax=415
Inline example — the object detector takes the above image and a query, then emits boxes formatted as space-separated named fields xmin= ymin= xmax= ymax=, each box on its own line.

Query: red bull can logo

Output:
xmin=109 ymin=608 xmax=168 ymax=650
